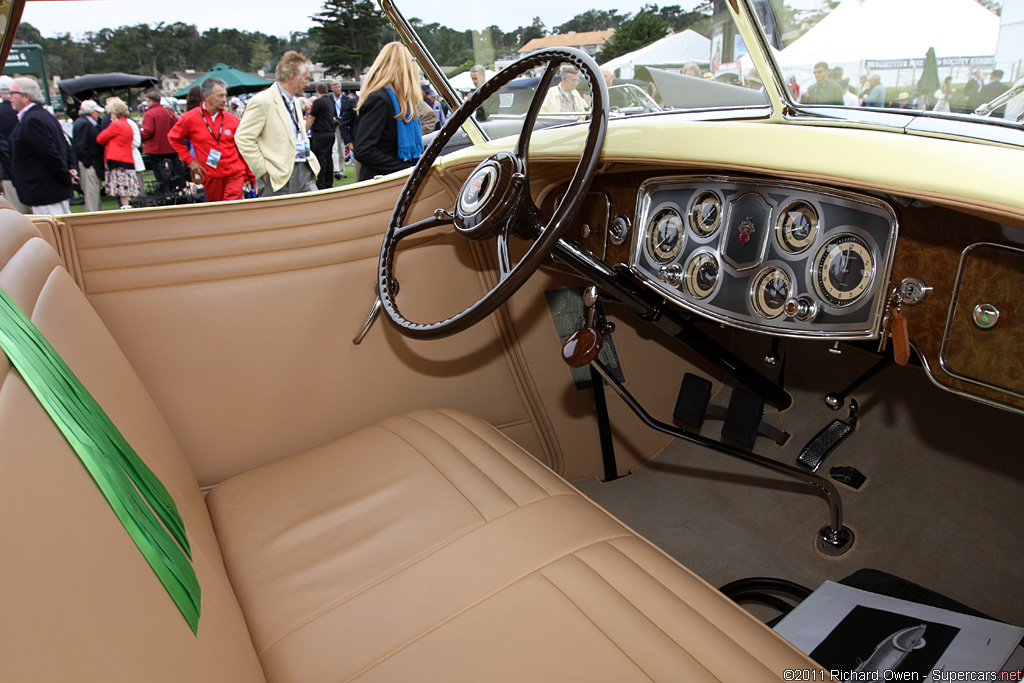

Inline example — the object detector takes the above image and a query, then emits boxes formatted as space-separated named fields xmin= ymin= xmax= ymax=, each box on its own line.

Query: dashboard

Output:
xmin=627 ymin=176 xmax=898 ymax=340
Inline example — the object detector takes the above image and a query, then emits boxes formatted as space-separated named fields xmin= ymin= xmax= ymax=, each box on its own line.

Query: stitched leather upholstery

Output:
xmin=1 ymin=204 xmax=818 ymax=681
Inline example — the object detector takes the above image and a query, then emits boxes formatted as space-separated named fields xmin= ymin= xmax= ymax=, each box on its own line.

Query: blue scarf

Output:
xmin=385 ymin=87 xmax=422 ymax=162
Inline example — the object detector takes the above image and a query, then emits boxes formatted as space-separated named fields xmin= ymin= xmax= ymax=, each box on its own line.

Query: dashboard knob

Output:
xmin=783 ymin=296 xmax=817 ymax=322
xmin=657 ymin=264 xmax=683 ymax=287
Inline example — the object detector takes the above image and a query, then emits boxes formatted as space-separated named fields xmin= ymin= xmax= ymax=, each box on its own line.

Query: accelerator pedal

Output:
xmin=797 ymin=399 xmax=859 ymax=472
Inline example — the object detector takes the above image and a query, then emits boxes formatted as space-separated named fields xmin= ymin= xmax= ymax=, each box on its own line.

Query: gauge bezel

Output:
xmin=749 ymin=264 xmax=795 ymax=319
xmin=683 ymin=248 xmax=721 ymax=300
xmin=811 ymin=231 xmax=876 ymax=311
xmin=775 ymin=200 xmax=820 ymax=255
xmin=646 ymin=205 xmax=685 ymax=263
xmin=688 ymin=191 xmax=723 ymax=238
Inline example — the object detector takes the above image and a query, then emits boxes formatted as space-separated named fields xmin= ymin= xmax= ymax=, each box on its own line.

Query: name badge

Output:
xmin=206 ymin=148 xmax=222 ymax=169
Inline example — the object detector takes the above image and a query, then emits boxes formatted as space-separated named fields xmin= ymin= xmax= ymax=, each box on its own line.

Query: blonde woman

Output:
xmin=354 ymin=41 xmax=422 ymax=181
xmin=96 ymin=97 xmax=140 ymax=207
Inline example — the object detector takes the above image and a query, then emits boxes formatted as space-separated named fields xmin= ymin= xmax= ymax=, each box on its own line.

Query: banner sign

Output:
xmin=865 ymin=55 xmax=995 ymax=70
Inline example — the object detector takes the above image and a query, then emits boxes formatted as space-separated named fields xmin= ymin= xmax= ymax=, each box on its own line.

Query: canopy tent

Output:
xmin=172 ymin=63 xmax=273 ymax=97
xmin=776 ymin=0 xmax=999 ymax=86
xmin=58 ymin=72 xmax=159 ymax=117
xmin=601 ymin=30 xmax=712 ymax=79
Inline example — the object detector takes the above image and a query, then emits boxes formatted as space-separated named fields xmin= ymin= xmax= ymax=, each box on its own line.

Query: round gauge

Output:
xmin=751 ymin=267 xmax=792 ymax=318
xmin=813 ymin=233 xmax=875 ymax=307
xmin=689 ymin=192 xmax=722 ymax=237
xmin=775 ymin=201 xmax=819 ymax=253
xmin=646 ymin=207 xmax=684 ymax=262
xmin=684 ymin=252 xmax=720 ymax=299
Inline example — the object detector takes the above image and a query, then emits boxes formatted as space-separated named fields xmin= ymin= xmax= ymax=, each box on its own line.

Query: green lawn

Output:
xmin=70 ymin=167 xmax=359 ymax=214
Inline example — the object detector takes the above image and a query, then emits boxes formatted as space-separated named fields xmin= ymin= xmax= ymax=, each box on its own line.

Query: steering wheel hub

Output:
xmin=455 ymin=152 xmax=525 ymax=241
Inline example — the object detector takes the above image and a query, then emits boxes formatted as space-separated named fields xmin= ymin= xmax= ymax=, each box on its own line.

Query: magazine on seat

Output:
xmin=774 ymin=582 xmax=1023 ymax=681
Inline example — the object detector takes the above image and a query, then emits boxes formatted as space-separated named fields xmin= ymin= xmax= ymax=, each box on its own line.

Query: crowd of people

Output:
xmin=0 ymin=43 xmax=449 ymax=215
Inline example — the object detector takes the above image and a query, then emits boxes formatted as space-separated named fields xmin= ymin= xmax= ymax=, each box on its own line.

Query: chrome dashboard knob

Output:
xmin=783 ymin=296 xmax=817 ymax=322
xmin=657 ymin=264 xmax=683 ymax=287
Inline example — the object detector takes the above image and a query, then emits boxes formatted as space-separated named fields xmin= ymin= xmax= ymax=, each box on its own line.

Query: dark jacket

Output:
xmin=72 ymin=115 xmax=105 ymax=178
xmin=0 ymin=99 xmax=18 ymax=139
xmin=10 ymin=104 xmax=75 ymax=206
xmin=354 ymin=89 xmax=412 ymax=182
xmin=338 ymin=92 xmax=358 ymax=145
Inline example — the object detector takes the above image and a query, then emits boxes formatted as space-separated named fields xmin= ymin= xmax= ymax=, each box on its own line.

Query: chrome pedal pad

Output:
xmin=797 ymin=400 xmax=858 ymax=472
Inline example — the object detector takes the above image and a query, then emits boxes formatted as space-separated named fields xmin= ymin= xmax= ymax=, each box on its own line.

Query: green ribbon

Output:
xmin=0 ymin=286 xmax=200 ymax=634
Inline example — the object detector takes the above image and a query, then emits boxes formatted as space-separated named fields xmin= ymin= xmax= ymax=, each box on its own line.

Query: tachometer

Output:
xmin=751 ymin=267 xmax=791 ymax=318
xmin=689 ymin=192 xmax=722 ymax=237
xmin=775 ymin=201 xmax=818 ymax=254
xmin=813 ymin=233 xmax=874 ymax=307
xmin=646 ymin=207 xmax=684 ymax=262
xmin=683 ymin=251 xmax=720 ymax=299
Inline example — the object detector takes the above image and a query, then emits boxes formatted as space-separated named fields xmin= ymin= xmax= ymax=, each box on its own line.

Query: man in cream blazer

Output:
xmin=236 ymin=51 xmax=320 ymax=197
xmin=539 ymin=64 xmax=588 ymax=121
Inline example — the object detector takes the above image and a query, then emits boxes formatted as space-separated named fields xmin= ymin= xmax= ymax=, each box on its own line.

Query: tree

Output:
xmin=598 ymin=12 xmax=669 ymax=64
xmin=249 ymin=36 xmax=273 ymax=73
xmin=310 ymin=0 xmax=389 ymax=77
xmin=555 ymin=10 xmax=625 ymax=34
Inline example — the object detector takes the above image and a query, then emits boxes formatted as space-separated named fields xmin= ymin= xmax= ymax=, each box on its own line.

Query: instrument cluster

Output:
xmin=630 ymin=176 xmax=899 ymax=339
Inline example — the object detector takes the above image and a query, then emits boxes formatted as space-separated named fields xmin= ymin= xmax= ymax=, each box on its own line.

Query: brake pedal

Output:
xmin=797 ymin=399 xmax=859 ymax=471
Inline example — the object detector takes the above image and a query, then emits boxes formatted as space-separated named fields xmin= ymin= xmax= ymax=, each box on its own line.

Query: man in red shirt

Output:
xmin=167 ymin=77 xmax=250 ymax=202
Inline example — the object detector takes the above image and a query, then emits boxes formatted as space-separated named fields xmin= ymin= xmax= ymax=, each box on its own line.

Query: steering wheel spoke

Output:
xmin=513 ymin=62 xmax=560 ymax=162
xmin=379 ymin=47 xmax=608 ymax=339
xmin=392 ymin=210 xmax=455 ymax=243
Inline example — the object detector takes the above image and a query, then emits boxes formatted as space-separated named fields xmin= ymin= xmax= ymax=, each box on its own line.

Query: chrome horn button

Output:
xmin=454 ymin=152 xmax=525 ymax=241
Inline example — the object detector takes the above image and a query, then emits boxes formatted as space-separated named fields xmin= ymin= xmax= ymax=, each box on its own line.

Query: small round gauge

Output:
xmin=751 ymin=267 xmax=792 ymax=318
xmin=689 ymin=192 xmax=722 ymax=237
xmin=775 ymin=201 xmax=819 ymax=253
xmin=684 ymin=252 xmax=720 ymax=299
xmin=813 ymin=233 xmax=874 ymax=307
xmin=646 ymin=207 xmax=684 ymax=262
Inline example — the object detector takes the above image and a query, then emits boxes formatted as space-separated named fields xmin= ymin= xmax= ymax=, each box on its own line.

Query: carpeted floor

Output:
xmin=573 ymin=337 xmax=1024 ymax=627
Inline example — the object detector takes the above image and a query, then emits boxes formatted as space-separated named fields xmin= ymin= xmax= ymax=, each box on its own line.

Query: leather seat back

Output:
xmin=0 ymin=204 xmax=266 ymax=680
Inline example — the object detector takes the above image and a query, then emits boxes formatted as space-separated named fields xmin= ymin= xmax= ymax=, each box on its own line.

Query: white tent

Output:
xmin=777 ymin=0 xmax=999 ymax=87
xmin=602 ymin=30 xmax=712 ymax=79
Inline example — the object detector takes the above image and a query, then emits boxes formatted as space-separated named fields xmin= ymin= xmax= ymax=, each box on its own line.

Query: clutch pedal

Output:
xmin=797 ymin=399 xmax=858 ymax=472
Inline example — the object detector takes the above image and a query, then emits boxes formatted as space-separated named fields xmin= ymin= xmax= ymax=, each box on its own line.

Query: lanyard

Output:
xmin=280 ymin=87 xmax=301 ymax=135
xmin=200 ymin=107 xmax=224 ymax=146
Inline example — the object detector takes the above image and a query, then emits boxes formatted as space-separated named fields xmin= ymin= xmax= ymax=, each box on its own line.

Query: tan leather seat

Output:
xmin=1 ymin=206 xmax=818 ymax=680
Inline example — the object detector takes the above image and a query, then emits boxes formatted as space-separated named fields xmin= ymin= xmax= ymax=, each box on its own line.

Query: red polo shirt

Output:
xmin=166 ymin=104 xmax=249 ymax=179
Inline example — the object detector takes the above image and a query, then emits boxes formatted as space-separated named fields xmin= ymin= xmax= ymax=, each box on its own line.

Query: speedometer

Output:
xmin=813 ymin=234 xmax=874 ymax=307
xmin=646 ymin=207 xmax=684 ymax=262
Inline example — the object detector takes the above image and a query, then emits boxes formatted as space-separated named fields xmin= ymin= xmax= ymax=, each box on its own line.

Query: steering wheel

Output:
xmin=378 ymin=47 xmax=608 ymax=339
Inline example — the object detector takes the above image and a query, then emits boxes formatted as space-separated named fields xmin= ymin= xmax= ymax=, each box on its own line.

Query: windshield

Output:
xmin=393 ymin=0 xmax=1019 ymax=128
xmin=755 ymin=0 xmax=1019 ymax=122
xmin=389 ymin=0 xmax=769 ymax=126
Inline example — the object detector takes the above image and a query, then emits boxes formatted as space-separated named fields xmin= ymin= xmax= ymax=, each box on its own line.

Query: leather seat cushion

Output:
xmin=206 ymin=409 xmax=814 ymax=681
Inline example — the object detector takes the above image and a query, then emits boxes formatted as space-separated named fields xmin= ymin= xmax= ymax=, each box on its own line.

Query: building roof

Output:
xmin=518 ymin=29 xmax=616 ymax=53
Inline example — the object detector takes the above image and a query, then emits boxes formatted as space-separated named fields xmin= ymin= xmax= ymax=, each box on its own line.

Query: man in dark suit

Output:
xmin=0 ymin=74 xmax=28 ymax=212
xmin=72 ymin=99 xmax=105 ymax=212
xmin=9 ymin=77 xmax=77 ymax=215
xmin=963 ymin=69 xmax=985 ymax=113
xmin=338 ymin=89 xmax=359 ymax=178
xmin=978 ymin=69 xmax=1010 ymax=119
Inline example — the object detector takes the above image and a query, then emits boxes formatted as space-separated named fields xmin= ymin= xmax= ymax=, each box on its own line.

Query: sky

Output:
xmin=20 ymin=0 xmax=721 ymax=39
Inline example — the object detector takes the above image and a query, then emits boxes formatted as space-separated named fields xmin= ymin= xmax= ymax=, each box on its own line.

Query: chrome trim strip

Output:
xmin=916 ymin=342 xmax=1024 ymax=417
